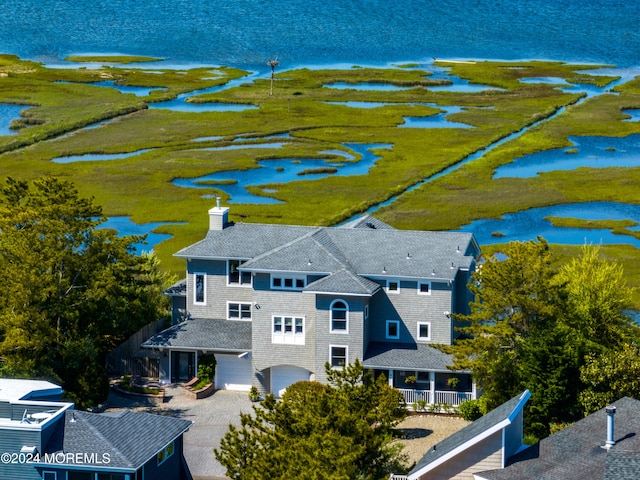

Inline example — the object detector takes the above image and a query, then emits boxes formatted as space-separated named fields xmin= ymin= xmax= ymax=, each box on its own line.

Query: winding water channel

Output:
xmin=5 ymin=63 xmax=640 ymax=249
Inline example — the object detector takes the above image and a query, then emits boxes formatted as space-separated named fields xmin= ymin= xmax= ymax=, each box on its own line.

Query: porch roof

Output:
xmin=141 ymin=318 xmax=251 ymax=352
xmin=363 ymin=341 xmax=457 ymax=372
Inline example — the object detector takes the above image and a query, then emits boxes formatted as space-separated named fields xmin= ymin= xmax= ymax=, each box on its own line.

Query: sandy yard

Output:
xmin=394 ymin=414 xmax=471 ymax=468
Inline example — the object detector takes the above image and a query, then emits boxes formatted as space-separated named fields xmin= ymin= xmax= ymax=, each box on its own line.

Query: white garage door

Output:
xmin=215 ymin=354 xmax=252 ymax=391
xmin=271 ymin=365 xmax=311 ymax=397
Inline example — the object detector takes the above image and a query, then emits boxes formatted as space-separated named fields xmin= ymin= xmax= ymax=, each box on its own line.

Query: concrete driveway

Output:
xmin=106 ymin=385 xmax=252 ymax=480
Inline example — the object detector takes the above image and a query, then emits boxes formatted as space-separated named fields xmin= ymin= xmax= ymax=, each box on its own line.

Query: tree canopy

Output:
xmin=214 ymin=360 xmax=408 ymax=480
xmin=450 ymin=238 xmax=640 ymax=436
xmin=0 ymin=177 xmax=171 ymax=406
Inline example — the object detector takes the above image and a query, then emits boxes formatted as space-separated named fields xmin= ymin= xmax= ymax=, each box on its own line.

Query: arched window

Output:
xmin=331 ymin=300 xmax=348 ymax=332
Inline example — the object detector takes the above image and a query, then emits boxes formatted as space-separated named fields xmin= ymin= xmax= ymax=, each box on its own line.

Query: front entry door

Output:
xmin=171 ymin=351 xmax=195 ymax=383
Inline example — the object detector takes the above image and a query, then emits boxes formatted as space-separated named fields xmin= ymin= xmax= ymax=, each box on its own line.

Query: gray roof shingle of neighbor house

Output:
xmin=477 ymin=397 xmax=640 ymax=480
xmin=406 ymin=390 xmax=530 ymax=479
xmin=41 ymin=409 xmax=192 ymax=471
xmin=175 ymin=215 xmax=478 ymax=283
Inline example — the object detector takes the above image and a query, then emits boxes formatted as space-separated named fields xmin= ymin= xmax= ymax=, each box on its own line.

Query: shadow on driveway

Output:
xmin=106 ymin=385 xmax=252 ymax=480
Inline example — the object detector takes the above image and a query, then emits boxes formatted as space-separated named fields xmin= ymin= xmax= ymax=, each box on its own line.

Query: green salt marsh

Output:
xmin=1 ymin=54 xmax=639 ymax=305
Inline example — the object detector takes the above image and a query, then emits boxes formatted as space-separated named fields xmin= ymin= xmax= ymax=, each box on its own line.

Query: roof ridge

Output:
xmin=74 ymin=411 xmax=131 ymax=467
xmin=310 ymin=229 xmax=352 ymax=270
xmin=242 ymin=227 xmax=323 ymax=266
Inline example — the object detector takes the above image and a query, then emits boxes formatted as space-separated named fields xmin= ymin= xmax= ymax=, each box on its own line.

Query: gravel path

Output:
xmin=394 ymin=414 xmax=471 ymax=468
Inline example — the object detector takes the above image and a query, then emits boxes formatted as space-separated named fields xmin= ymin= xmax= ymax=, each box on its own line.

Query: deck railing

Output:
xmin=398 ymin=388 xmax=473 ymax=408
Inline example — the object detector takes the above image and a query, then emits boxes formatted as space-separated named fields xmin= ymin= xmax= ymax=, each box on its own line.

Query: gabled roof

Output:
xmin=141 ymin=318 xmax=251 ymax=352
xmin=364 ymin=341 xmax=457 ymax=372
xmin=39 ymin=410 xmax=192 ymax=471
xmin=408 ymin=390 xmax=531 ymax=479
xmin=477 ymin=397 xmax=640 ymax=480
xmin=303 ymin=268 xmax=381 ymax=296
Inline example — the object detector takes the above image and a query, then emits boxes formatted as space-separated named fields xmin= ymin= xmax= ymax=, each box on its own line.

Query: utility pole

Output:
xmin=267 ymin=58 xmax=279 ymax=96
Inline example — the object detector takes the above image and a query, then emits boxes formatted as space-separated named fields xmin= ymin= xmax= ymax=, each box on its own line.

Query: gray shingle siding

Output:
xmin=152 ymin=209 xmax=480 ymax=394
xmin=314 ymin=295 xmax=366 ymax=384
xmin=251 ymin=285 xmax=317 ymax=374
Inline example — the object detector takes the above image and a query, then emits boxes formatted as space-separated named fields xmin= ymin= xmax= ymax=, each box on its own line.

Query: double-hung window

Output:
xmin=228 ymin=302 xmax=252 ymax=320
xmin=272 ymin=316 xmax=305 ymax=344
xmin=331 ymin=300 xmax=348 ymax=333
xmin=330 ymin=345 xmax=348 ymax=369
xmin=228 ymin=260 xmax=252 ymax=286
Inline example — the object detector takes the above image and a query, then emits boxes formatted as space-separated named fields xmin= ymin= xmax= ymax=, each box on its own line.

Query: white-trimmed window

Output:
xmin=417 ymin=322 xmax=431 ymax=341
xmin=157 ymin=440 xmax=175 ymax=466
xmin=271 ymin=274 xmax=306 ymax=290
xmin=418 ymin=281 xmax=431 ymax=295
xmin=272 ymin=316 xmax=305 ymax=344
xmin=228 ymin=302 xmax=252 ymax=320
xmin=386 ymin=280 xmax=400 ymax=294
xmin=330 ymin=345 xmax=348 ymax=369
xmin=386 ymin=320 xmax=400 ymax=339
xmin=228 ymin=259 xmax=252 ymax=286
xmin=194 ymin=273 xmax=206 ymax=304
xmin=331 ymin=300 xmax=348 ymax=332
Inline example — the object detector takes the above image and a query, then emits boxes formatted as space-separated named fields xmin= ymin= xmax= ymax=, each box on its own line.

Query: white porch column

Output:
xmin=388 ymin=370 xmax=394 ymax=387
xmin=429 ymin=371 xmax=436 ymax=404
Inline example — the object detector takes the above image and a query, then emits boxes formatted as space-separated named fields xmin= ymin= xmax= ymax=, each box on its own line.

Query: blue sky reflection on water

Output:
xmin=173 ymin=143 xmax=391 ymax=204
xmin=493 ymin=134 xmax=640 ymax=178
xmin=459 ymin=202 xmax=640 ymax=247
xmin=0 ymin=104 xmax=25 ymax=136
xmin=99 ymin=217 xmax=183 ymax=254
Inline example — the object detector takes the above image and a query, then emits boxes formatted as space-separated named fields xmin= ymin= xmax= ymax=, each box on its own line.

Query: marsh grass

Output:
xmin=2 ymin=55 xmax=640 ymax=304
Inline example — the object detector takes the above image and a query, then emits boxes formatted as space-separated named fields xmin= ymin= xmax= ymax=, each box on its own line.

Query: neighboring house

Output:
xmin=391 ymin=390 xmax=531 ymax=480
xmin=476 ymin=396 xmax=640 ymax=480
xmin=143 ymin=201 xmax=481 ymax=406
xmin=0 ymin=379 xmax=192 ymax=480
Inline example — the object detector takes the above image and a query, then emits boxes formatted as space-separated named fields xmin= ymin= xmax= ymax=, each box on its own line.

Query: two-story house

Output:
xmin=143 ymin=201 xmax=481 ymax=406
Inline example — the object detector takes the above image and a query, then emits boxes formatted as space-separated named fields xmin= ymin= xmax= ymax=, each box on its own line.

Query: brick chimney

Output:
xmin=208 ymin=197 xmax=229 ymax=231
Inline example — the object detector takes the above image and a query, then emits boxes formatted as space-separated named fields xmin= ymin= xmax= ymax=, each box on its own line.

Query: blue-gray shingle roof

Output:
xmin=177 ymin=219 xmax=478 ymax=282
xmin=142 ymin=318 xmax=251 ymax=351
xmin=478 ymin=396 xmax=640 ymax=480
xmin=40 ymin=410 xmax=192 ymax=471
xmin=304 ymin=269 xmax=381 ymax=296
xmin=363 ymin=341 xmax=457 ymax=372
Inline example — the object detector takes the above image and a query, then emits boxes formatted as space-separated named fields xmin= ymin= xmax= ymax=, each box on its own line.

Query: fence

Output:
xmin=105 ymin=318 xmax=167 ymax=378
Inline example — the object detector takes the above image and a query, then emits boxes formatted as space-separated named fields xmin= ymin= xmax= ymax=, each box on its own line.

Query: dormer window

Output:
xmin=386 ymin=280 xmax=400 ymax=294
xmin=271 ymin=274 xmax=306 ymax=290
xmin=228 ymin=260 xmax=252 ymax=286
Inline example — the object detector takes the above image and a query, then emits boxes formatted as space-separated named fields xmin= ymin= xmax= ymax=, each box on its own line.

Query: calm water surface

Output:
xmin=0 ymin=1 xmax=638 ymax=70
